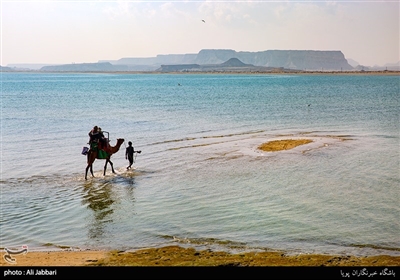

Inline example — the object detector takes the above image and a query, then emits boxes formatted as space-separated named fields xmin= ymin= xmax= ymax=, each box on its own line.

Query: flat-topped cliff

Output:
xmin=4 ymin=49 xmax=355 ymax=72
xmin=111 ymin=49 xmax=353 ymax=71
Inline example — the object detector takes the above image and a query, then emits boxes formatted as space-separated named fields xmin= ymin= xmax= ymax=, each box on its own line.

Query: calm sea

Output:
xmin=1 ymin=72 xmax=399 ymax=256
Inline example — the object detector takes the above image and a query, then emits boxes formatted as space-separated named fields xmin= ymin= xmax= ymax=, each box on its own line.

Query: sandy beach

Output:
xmin=2 ymin=246 xmax=399 ymax=267
xmin=2 ymin=248 xmax=398 ymax=279
xmin=2 ymin=246 xmax=399 ymax=280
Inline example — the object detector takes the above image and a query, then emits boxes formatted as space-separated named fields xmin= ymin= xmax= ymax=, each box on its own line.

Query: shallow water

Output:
xmin=1 ymin=73 xmax=399 ymax=256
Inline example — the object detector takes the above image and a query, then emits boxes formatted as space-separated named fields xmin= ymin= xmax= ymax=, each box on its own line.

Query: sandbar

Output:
xmin=258 ymin=139 xmax=313 ymax=152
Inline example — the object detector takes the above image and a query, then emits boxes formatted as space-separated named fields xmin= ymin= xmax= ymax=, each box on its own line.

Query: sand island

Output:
xmin=258 ymin=139 xmax=313 ymax=152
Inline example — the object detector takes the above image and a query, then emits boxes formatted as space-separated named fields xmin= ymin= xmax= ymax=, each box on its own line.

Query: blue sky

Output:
xmin=1 ymin=0 xmax=399 ymax=67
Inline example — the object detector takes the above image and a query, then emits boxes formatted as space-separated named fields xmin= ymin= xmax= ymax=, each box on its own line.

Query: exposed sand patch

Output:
xmin=258 ymin=139 xmax=313 ymax=152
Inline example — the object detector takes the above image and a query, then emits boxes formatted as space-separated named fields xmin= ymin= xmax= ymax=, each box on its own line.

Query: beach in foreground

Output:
xmin=2 ymin=246 xmax=400 ymax=267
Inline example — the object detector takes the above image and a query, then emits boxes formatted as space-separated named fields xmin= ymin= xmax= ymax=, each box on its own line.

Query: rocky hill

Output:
xmin=194 ymin=49 xmax=353 ymax=70
xmin=156 ymin=58 xmax=290 ymax=73
xmin=219 ymin=57 xmax=251 ymax=67
xmin=106 ymin=49 xmax=353 ymax=71
xmin=2 ymin=49 xmax=354 ymax=72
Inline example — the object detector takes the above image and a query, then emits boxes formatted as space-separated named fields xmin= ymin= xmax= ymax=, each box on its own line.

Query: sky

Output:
xmin=1 ymin=0 xmax=399 ymax=67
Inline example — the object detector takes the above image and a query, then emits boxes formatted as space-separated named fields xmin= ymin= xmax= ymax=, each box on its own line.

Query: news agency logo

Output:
xmin=3 ymin=245 xmax=28 ymax=264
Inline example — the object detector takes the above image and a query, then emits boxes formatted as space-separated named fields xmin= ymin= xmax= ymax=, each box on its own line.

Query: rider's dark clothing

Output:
xmin=89 ymin=131 xmax=102 ymax=144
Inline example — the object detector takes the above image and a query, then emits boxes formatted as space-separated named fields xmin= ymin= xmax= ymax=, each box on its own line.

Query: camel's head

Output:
xmin=117 ymin=138 xmax=125 ymax=145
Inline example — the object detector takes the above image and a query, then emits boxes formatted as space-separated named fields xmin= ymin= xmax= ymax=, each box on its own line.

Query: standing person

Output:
xmin=126 ymin=141 xmax=141 ymax=170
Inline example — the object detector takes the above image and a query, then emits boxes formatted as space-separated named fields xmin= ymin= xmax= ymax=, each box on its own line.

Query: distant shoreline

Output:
xmin=2 ymin=70 xmax=400 ymax=75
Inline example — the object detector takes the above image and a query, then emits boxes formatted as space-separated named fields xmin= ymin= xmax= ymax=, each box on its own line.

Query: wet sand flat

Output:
xmin=2 ymin=246 xmax=399 ymax=267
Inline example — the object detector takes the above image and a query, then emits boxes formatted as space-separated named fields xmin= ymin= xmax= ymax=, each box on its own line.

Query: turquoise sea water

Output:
xmin=1 ymin=72 xmax=399 ymax=256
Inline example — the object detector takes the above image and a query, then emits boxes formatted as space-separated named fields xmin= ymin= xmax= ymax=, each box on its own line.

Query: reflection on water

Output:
xmin=82 ymin=182 xmax=115 ymax=239
xmin=81 ymin=174 xmax=137 ymax=241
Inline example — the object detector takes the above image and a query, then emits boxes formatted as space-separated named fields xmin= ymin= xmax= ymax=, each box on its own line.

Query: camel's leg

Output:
xmin=86 ymin=152 xmax=96 ymax=180
xmin=110 ymin=160 xmax=115 ymax=174
xmin=85 ymin=164 xmax=95 ymax=180
xmin=104 ymin=159 xmax=115 ymax=175
xmin=85 ymin=165 xmax=90 ymax=180
xmin=104 ymin=160 xmax=108 ymax=176
xmin=85 ymin=166 xmax=89 ymax=180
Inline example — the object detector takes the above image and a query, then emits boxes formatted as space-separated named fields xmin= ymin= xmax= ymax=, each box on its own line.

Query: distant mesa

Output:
xmin=1 ymin=49 xmax=353 ymax=72
xmin=3 ymin=49 xmax=399 ymax=72
xmin=39 ymin=62 xmax=128 ymax=72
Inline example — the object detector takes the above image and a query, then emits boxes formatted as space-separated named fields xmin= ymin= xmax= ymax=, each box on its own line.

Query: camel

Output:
xmin=85 ymin=138 xmax=125 ymax=180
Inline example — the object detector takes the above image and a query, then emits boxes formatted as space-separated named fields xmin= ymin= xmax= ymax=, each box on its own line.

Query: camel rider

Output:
xmin=88 ymin=126 xmax=110 ymax=152
xmin=97 ymin=127 xmax=109 ymax=151
xmin=89 ymin=126 xmax=98 ymax=143
xmin=88 ymin=126 xmax=102 ymax=149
